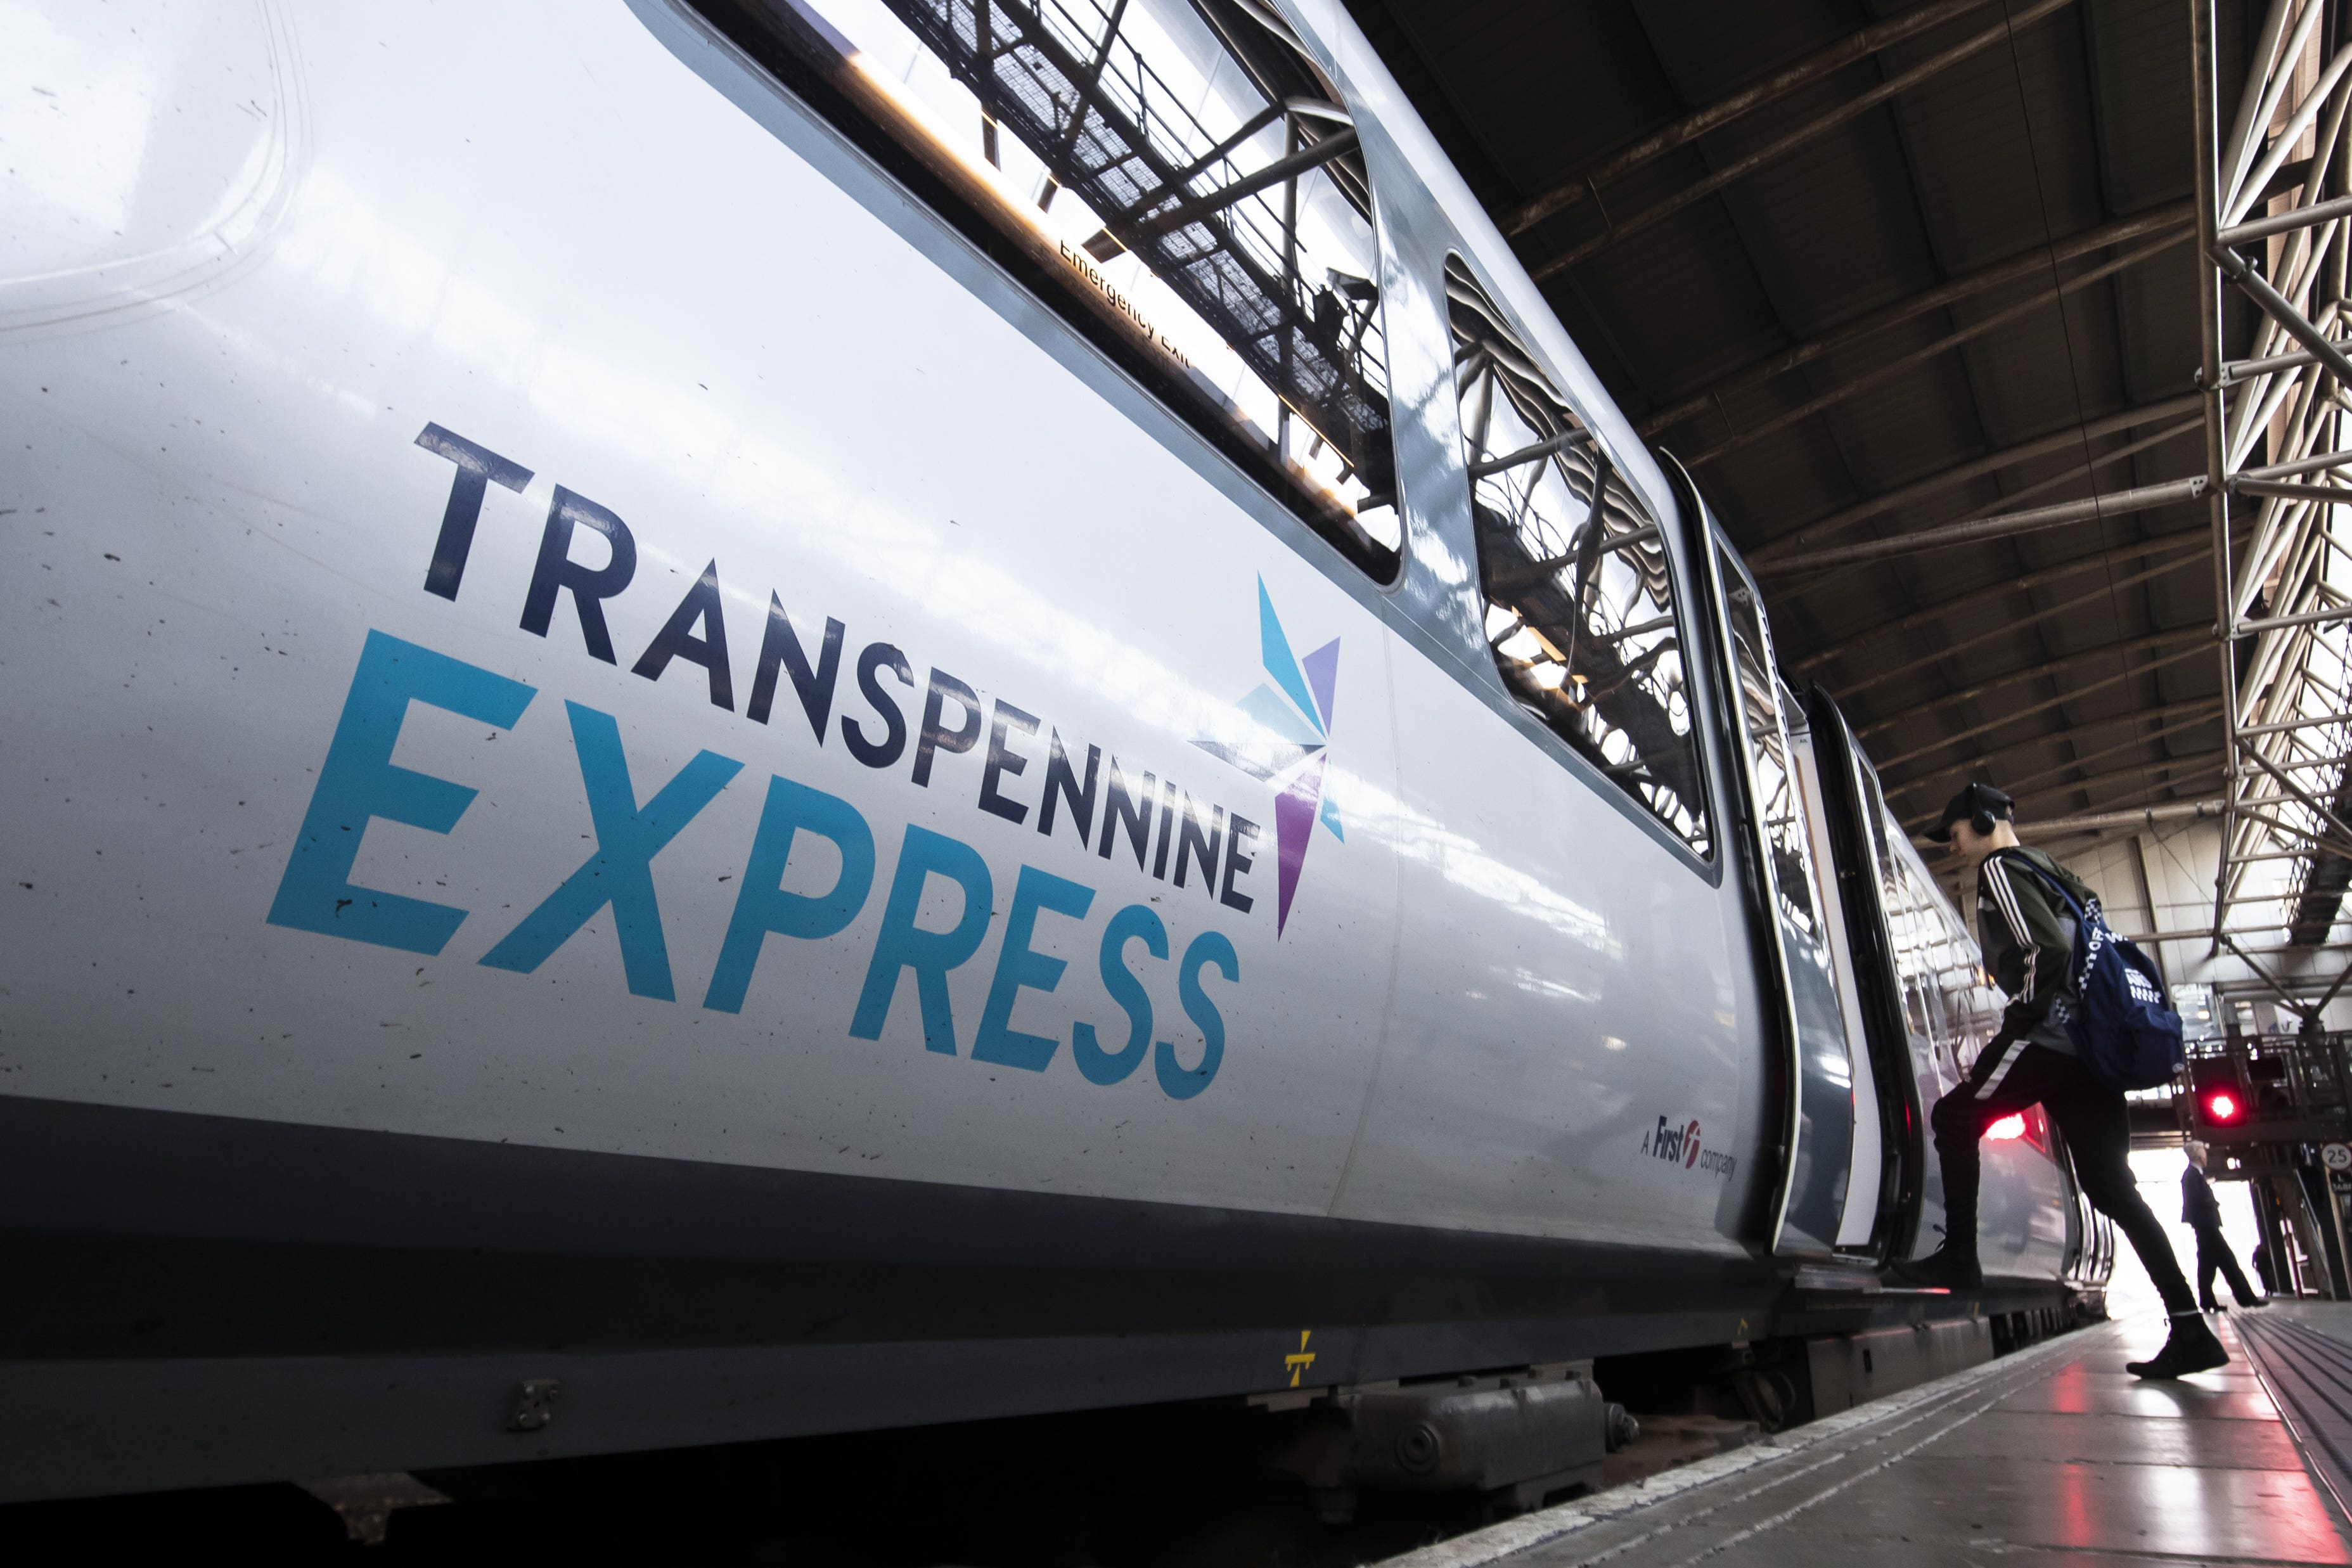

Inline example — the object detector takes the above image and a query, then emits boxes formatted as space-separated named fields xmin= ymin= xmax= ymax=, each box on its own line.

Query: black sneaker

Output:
xmin=2126 ymin=1315 xmax=2230 ymax=1378
xmin=1889 ymin=1246 xmax=1982 ymax=1291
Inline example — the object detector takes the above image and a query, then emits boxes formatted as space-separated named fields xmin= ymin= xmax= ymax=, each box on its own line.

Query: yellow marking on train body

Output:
xmin=1283 ymin=1330 xmax=1317 ymax=1388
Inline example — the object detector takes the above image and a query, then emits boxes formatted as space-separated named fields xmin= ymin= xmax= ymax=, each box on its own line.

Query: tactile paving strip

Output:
xmin=1384 ymin=1314 xmax=2352 ymax=1567
xmin=2237 ymin=1308 xmax=2352 ymax=1522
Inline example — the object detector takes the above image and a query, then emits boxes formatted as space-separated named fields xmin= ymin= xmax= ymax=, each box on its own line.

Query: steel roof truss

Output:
xmin=2196 ymin=0 xmax=2352 ymax=958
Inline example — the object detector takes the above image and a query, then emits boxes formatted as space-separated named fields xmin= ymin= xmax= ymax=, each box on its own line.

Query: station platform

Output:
xmin=1390 ymin=1308 xmax=2352 ymax=1567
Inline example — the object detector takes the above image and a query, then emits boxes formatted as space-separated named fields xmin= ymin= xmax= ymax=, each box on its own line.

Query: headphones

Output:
xmin=1965 ymin=783 xmax=2014 ymax=837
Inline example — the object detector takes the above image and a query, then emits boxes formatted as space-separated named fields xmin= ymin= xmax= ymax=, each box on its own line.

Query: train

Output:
xmin=0 ymin=0 xmax=2109 ymax=1505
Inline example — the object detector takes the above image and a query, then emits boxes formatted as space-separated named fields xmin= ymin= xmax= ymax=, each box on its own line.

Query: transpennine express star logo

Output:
xmin=1192 ymin=578 xmax=1343 ymax=935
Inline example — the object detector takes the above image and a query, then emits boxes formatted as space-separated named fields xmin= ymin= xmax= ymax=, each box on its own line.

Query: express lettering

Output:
xmin=262 ymin=426 xmax=1249 ymax=1100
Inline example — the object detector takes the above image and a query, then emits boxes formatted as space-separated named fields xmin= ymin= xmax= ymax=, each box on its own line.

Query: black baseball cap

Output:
xmin=1928 ymin=781 xmax=2014 ymax=843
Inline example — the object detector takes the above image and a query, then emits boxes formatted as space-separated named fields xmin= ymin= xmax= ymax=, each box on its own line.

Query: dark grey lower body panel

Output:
xmin=0 ymin=1311 xmax=1751 ymax=1504
xmin=1 ymin=1095 xmax=1785 ymax=1500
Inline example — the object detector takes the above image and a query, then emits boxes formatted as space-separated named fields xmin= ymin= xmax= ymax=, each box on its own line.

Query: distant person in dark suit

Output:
xmin=2183 ymin=1141 xmax=2264 ymax=1310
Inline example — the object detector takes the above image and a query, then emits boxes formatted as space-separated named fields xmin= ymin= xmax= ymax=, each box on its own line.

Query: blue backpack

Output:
xmin=1998 ymin=853 xmax=2185 ymax=1092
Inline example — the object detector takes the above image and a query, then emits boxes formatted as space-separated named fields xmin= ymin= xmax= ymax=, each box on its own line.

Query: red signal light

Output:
xmin=2204 ymin=1089 xmax=2243 ymax=1124
xmin=1986 ymin=1113 xmax=2026 ymax=1141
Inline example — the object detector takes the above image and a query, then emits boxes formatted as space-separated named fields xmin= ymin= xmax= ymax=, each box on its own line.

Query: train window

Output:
xmin=1442 ymin=261 xmax=1708 ymax=854
xmin=1869 ymin=797 xmax=2002 ymax=1075
xmin=1714 ymin=555 xmax=1826 ymax=938
xmin=697 ymin=0 xmax=1401 ymax=582
xmin=1879 ymin=831 xmax=1952 ymax=1043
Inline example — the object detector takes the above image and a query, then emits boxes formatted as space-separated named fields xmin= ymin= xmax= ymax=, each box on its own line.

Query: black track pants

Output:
xmin=1929 ymin=1039 xmax=2197 ymax=1315
xmin=2195 ymin=1224 xmax=2261 ymax=1308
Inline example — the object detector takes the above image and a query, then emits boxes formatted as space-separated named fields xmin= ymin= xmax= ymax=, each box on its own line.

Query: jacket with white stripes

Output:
xmin=1975 ymin=846 xmax=2092 ymax=1058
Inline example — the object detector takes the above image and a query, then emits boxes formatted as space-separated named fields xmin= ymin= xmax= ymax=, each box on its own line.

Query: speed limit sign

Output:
xmin=2323 ymin=1144 xmax=2352 ymax=1174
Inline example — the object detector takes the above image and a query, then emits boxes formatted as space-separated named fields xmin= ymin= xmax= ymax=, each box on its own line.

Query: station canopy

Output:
xmin=1348 ymin=0 xmax=2352 ymax=948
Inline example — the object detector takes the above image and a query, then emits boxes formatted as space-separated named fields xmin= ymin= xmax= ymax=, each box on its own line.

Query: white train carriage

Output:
xmin=0 ymin=0 xmax=2101 ymax=1500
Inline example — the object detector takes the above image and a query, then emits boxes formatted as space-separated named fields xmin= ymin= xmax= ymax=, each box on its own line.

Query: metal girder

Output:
xmin=1684 ymin=232 xmax=2192 ymax=470
xmin=1867 ymin=638 xmax=2215 ymax=775
xmin=1910 ymin=797 xmax=2226 ymax=851
xmin=2221 ymin=189 xmax=2352 ymax=243
xmin=2239 ymin=751 xmax=2352 ymax=777
xmin=1639 ymin=212 xmax=2194 ymax=442
xmin=2240 ymin=709 xmax=2352 ymax=739
xmin=1759 ymin=476 xmax=2206 ymax=574
xmin=2007 ymin=753 xmax=2225 ymax=812
xmin=894 ymin=0 xmax=1392 ymax=487
xmin=1879 ymin=697 xmax=2227 ymax=805
xmin=1032 ymin=0 xmax=1128 ymax=211
xmin=2232 ymin=479 xmax=2352 ymax=504
xmin=1766 ymin=418 xmax=2206 ymax=593
xmin=1157 ymin=98 xmax=1291 ymax=194
xmin=2216 ymin=340 xmax=2352 ymax=385
xmin=1794 ymin=534 xmax=2205 ymax=674
xmin=1501 ymin=0 xmax=2003 ymax=238
xmin=1854 ymin=625 xmax=2212 ymax=741
xmin=2236 ymin=601 xmax=2352 ymax=636
xmin=2027 ymin=799 xmax=2228 ymax=837
xmin=2220 ymin=935 xmax=2344 ymax=1017
xmin=2193 ymin=0 xmax=2352 ymax=952
xmin=2246 ymin=446 xmax=2352 ymax=479
xmin=1524 ymin=0 xmax=2078 ymax=283
xmin=2194 ymin=0 xmax=2242 ymax=957
xmin=1893 ymin=731 xmax=2225 ymax=834
xmin=1754 ymin=399 xmax=2204 ymax=564
xmin=1882 ymin=690 xmax=2219 ymax=823
xmin=1133 ymin=125 xmax=1359 ymax=233
xmin=2212 ymin=247 xmax=2352 ymax=387
xmin=1822 ymin=548 xmax=2207 ymax=702
xmin=2247 ymin=745 xmax=2352 ymax=849
xmin=2238 ymin=806 xmax=2352 ymax=861
xmin=1467 ymin=425 xmax=1590 ymax=479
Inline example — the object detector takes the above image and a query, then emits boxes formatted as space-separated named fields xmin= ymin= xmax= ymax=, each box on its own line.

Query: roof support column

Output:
xmin=2194 ymin=0 xmax=2240 ymax=953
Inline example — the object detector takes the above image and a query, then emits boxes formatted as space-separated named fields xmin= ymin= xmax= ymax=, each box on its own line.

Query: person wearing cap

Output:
xmin=2183 ymin=1140 xmax=2264 ymax=1310
xmin=1895 ymin=782 xmax=2226 ymax=1378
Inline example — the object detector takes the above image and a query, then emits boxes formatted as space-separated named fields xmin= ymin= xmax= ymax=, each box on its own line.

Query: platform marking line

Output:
xmin=1536 ymin=1385 xmax=2052 ymax=1568
xmin=1545 ymin=1351 xmax=2066 ymax=1568
xmin=1640 ymin=1378 xmax=2034 ymax=1568
xmin=1391 ymin=1327 xmax=2101 ymax=1567
xmin=1375 ymin=1320 xmax=2121 ymax=1568
xmin=1524 ymin=1448 xmax=1858 ymax=1568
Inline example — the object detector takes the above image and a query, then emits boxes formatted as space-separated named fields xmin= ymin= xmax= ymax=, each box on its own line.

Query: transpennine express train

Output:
xmin=1 ymin=0 xmax=2111 ymax=1502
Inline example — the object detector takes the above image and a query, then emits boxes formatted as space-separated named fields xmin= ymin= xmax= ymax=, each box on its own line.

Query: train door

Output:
xmin=1705 ymin=538 xmax=1859 ymax=1257
xmin=1785 ymin=708 xmax=1888 ymax=1250
xmin=1804 ymin=688 xmax=1931 ymax=1259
